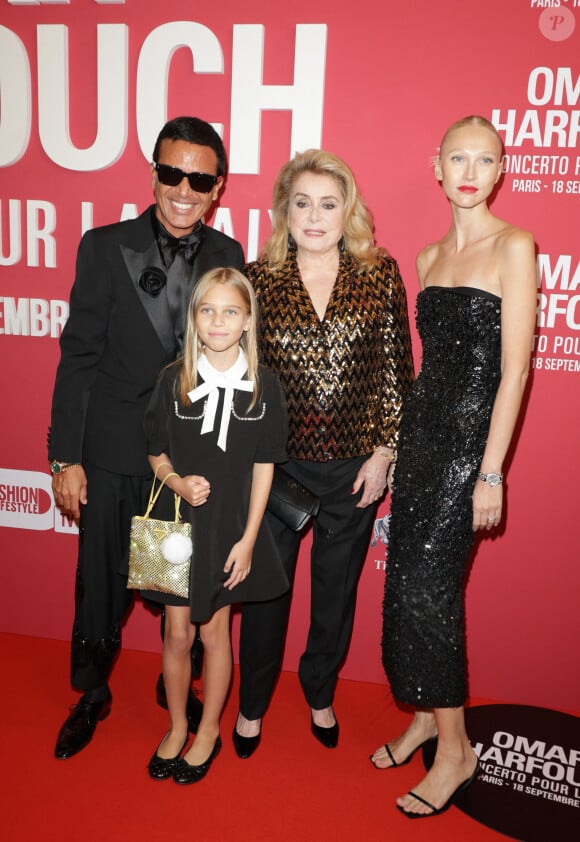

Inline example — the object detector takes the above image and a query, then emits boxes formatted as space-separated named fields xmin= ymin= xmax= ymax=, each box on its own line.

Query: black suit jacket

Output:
xmin=49 ymin=206 xmax=244 ymax=475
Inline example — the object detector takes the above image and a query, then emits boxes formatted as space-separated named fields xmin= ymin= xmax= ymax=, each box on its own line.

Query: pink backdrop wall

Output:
xmin=1 ymin=0 xmax=579 ymax=711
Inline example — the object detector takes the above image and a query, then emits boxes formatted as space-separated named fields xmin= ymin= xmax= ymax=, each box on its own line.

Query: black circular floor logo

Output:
xmin=422 ymin=704 xmax=580 ymax=841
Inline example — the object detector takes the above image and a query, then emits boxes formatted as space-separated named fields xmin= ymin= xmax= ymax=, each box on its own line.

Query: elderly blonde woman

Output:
xmin=234 ymin=149 xmax=415 ymax=757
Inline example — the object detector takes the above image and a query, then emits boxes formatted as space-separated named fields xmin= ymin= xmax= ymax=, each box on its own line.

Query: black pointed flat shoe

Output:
xmin=233 ymin=725 xmax=261 ymax=759
xmin=311 ymin=714 xmax=339 ymax=749
xmin=173 ymin=736 xmax=222 ymax=785
xmin=397 ymin=761 xmax=481 ymax=819
xmin=148 ymin=736 xmax=188 ymax=780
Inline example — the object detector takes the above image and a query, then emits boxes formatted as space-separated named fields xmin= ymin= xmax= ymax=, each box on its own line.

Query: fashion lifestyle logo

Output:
xmin=0 ymin=468 xmax=77 ymax=533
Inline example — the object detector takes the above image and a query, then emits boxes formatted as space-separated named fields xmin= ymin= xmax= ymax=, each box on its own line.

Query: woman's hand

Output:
xmin=472 ymin=481 xmax=503 ymax=531
xmin=223 ymin=539 xmax=253 ymax=590
xmin=352 ymin=452 xmax=389 ymax=508
xmin=173 ymin=475 xmax=211 ymax=507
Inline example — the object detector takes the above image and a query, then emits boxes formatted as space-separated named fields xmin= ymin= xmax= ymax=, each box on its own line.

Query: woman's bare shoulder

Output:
xmin=495 ymin=221 xmax=535 ymax=255
xmin=495 ymin=223 xmax=536 ymax=299
xmin=416 ymin=241 xmax=442 ymax=284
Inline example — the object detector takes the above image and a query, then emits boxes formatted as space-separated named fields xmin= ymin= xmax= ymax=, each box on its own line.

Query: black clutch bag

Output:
xmin=267 ymin=465 xmax=320 ymax=531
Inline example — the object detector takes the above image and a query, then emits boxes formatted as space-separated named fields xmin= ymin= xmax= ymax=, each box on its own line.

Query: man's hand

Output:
xmin=52 ymin=465 xmax=88 ymax=521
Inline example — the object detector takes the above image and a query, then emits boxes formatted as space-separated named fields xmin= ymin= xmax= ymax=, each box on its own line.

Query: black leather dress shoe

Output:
xmin=311 ymin=715 xmax=339 ymax=749
xmin=173 ymin=736 xmax=222 ymax=785
xmin=156 ymin=674 xmax=203 ymax=733
xmin=148 ymin=737 xmax=188 ymax=781
xmin=54 ymin=689 xmax=112 ymax=759
xmin=233 ymin=726 xmax=261 ymax=759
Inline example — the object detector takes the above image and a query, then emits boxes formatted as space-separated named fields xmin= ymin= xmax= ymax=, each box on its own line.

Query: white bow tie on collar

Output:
xmin=187 ymin=350 xmax=254 ymax=451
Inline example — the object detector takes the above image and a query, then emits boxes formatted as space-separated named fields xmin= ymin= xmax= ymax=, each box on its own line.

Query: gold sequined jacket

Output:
xmin=245 ymin=249 xmax=415 ymax=462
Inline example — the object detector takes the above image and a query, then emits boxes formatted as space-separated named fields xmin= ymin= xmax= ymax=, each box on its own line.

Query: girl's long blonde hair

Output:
xmin=178 ymin=267 xmax=260 ymax=409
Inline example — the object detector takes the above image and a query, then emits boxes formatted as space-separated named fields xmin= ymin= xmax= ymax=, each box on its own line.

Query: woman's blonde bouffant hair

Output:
xmin=178 ymin=267 xmax=260 ymax=409
xmin=262 ymin=149 xmax=382 ymax=270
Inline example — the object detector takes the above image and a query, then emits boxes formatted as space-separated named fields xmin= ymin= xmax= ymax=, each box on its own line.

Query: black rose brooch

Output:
xmin=138 ymin=267 xmax=167 ymax=298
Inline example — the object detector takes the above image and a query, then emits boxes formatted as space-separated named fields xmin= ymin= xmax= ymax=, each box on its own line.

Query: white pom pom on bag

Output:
xmin=161 ymin=532 xmax=194 ymax=565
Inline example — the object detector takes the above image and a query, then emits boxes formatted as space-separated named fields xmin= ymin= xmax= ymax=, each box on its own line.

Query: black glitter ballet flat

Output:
xmin=173 ymin=736 xmax=222 ymax=785
xmin=148 ymin=736 xmax=188 ymax=780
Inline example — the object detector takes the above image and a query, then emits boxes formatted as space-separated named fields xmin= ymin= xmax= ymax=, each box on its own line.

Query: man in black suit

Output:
xmin=49 ymin=116 xmax=244 ymax=759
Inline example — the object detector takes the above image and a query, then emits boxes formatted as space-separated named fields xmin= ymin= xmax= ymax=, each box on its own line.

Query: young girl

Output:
xmin=143 ymin=267 xmax=289 ymax=785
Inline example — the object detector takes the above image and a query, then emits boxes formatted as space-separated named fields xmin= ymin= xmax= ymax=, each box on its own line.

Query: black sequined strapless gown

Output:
xmin=382 ymin=286 xmax=501 ymax=708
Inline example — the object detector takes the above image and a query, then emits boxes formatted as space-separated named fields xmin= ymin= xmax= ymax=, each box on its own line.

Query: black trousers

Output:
xmin=70 ymin=463 xmax=151 ymax=691
xmin=239 ymin=456 xmax=378 ymax=718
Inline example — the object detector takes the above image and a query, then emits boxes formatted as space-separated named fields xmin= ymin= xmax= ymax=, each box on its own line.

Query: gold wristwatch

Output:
xmin=49 ymin=461 xmax=80 ymax=475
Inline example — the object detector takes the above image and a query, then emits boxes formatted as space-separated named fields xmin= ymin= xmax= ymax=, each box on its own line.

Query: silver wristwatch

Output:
xmin=477 ymin=472 xmax=503 ymax=487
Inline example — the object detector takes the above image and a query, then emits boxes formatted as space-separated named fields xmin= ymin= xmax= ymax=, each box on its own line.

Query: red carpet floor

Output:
xmin=2 ymin=632 xmax=518 ymax=841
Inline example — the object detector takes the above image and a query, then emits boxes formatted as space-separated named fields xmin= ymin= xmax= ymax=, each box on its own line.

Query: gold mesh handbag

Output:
xmin=127 ymin=470 xmax=192 ymax=598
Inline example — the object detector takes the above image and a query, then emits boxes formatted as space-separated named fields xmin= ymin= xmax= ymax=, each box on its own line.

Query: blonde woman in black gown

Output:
xmin=372 ymin=116 xmax=536 ymax=818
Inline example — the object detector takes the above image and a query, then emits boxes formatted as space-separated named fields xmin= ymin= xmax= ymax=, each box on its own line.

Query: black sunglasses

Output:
xmin=153 ymin=163 xmax=219 ymax=194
